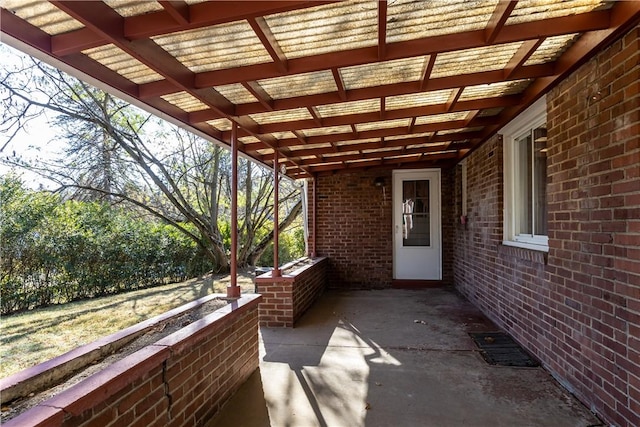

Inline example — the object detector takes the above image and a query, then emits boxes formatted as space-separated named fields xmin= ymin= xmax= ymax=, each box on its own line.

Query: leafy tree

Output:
xmin=0 ymin=45 xmax=302 ymax=272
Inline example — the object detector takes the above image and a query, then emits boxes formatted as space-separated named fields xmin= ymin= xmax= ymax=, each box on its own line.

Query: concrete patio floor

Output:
xmin=207 ymin=288 xmax=601 ymax=427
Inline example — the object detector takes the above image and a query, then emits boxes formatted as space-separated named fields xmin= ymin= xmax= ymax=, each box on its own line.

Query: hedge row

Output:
xmin=1 ymin=177 xmax=212 ymax=314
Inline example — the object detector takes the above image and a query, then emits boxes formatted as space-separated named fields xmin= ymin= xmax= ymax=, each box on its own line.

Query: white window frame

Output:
xmin=501 ymin=96 xmax=549 ymax=252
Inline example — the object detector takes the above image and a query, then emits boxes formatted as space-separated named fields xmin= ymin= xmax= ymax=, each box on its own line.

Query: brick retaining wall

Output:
xmin=6 ymin=295 xmax=262 ymax=427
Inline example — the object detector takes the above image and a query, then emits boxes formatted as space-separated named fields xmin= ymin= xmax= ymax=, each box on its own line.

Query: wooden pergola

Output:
xmin=3 ymin=1 xmax=638 ymax=177
xmin=2 ymin=0 xmax=639 ymax=295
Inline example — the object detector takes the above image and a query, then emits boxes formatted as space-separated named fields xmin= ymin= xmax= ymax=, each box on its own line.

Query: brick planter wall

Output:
xmin=256 ymin=257 xmax=328 ymax=327
xmin=1 ymin=295 xmax=226 ymax=405
xmin=5 ymin=295 xmax=262 ymax=427
xmin=453 ymin=25 xmax=639 ymax=427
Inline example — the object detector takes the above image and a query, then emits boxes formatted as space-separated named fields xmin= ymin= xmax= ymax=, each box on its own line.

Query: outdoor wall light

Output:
xmin=374 ymin=177 xmax=385 ymax=187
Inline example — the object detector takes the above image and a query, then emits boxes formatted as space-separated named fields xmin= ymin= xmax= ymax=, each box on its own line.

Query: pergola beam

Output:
xmin=242 ymin=81 xmax=274 ymax=111
xmin=378 ymin=0 xmax=387 ymax=60
xmin=267 ymin=137 xmax=472 ymax=161
xmin=504 ymin=38 xmax=545 ymax=79
xmin=50 ymin=1 xmax=335 ymax=55
xmin=446 ymin=88 xmax=463 ymax=112
xmin=186 ymin=66 xmax=546 ymax=121
xmin=331 ymin=68 xmax=347 ymax=101
xmin=223 ymin=96 xmax=518 ymax=136
xmin=420 ymin=54 xmax=437 ymax=91
xmin=191 ymin=11 xmax=610 ymax=88
xmin=485 ymin=1 xmax=518 ymax=44
xmin=158 ymin=1 xmax=190 ymax=25
xmin=247 ymin=16 xmax=288 ymax=73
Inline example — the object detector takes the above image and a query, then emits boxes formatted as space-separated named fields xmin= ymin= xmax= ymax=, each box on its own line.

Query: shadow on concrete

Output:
xmin=204 ymin=369 xmax=271 ymax=427
xmin=259 ymin=293 xmax=343 ymax=427
xmin=207 ymin=288 xmax=602 ymax=427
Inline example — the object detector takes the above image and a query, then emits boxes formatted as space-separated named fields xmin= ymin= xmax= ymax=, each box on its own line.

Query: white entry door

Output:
xmin=393 ymin=169 xmax=442 ymax=280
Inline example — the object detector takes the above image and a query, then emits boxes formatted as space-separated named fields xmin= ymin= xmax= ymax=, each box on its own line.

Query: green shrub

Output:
xmin=0 ymin=176 xmax=212 ymax=314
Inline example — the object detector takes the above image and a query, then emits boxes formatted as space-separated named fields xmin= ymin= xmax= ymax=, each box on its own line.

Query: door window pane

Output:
xmin=402 ymin=180 xmax=430 ymax=246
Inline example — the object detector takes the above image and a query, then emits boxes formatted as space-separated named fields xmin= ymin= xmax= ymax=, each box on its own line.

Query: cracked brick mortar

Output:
xmin=162 ymin=359 xmax=173 ymax=423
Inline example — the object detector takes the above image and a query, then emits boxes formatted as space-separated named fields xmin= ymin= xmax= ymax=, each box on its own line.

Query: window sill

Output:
xmin=499 ymin=241 xmax=548 ymax=265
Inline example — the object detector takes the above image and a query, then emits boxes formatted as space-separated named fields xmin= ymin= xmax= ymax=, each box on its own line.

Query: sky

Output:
xmin=0 ymin=43 xmax=64 ymax=189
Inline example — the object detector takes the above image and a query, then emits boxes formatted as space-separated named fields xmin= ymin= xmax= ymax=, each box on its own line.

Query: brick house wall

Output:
xmin=312 ymin=168 xmax=454 ymax=289
xmin=452 ymin=25 xmax=639 ymax=427
xmin=313 ymin=169 xmax=393 ymax=288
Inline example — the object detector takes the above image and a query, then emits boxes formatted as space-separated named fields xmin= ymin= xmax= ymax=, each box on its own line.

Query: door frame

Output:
xmin=392 ymin=169 xmax=442 ymax=281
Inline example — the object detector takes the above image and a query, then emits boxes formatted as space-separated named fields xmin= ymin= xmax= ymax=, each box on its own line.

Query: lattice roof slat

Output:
xmin=2 ymin=0 xmax=84 ymax=35
xmin=161 ymin=92 xmax=210 ymax=112
xmin=302 ymin=125 xmax=354 ymax=138
xmin=152 ymin=21 xmax=273 ymax=73
xmin=263 ymin=0 xmax=378 ymax=60
xmin=258 ymin=70 xmax=337 ymax=100
xmin=316 ymin=99 xmax=380 ymax=118
xmin=386 ymin=90 xmax=454 ymax=110
xmin=214 ymin=84 xmax=258 ymax=105
xmin=104 ymin=0 xmax=164 ymax=18
xmin=340 ymin=56 xmax=427 ymax=90
xmin=356 ymin=118 xmax=410 ymax=132
xmin=415 ymin=112 xmax=468 ymax=126
xmin=459 ymin=80 xmax=532 ymax=101
xmin=431 ymin=42 xmax=523 ymax=79
xmin=506 ymin=0 xmax=612 ymax=25
xmin=83 ymin=44 xmax=165 ymax=84
xmin=524 ymin=34 xmax=580 ymax=66
xmin=386 ymin=0 xmax=499 ymax=42
xmin=249 ymin=108 xmax=313 ymax=125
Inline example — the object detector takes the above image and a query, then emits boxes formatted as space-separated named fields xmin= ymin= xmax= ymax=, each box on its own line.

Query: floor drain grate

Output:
xmin=469 ymin=332 xmax=539 ymax=367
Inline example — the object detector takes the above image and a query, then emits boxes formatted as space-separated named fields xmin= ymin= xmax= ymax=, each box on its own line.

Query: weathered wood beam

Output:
xmin=247 ymin=16 xmax=288 ymax=73
xmin=485 ymin=1 xmax=517 ymax=44
xmin=158 ymin=1 xmax=190 ymax=25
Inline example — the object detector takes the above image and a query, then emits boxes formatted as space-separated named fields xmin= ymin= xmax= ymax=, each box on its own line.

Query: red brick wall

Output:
xmin=7 ymin=295 xmax=262 ymax=427
xmin=292 ymin=258 xmax=328 ymax=322
xmin=441 ymin=168 xmax=456 ymax=285
xmin=453 ymin=25 xmax=640 ymax=427
xmin=311 ymin=169 xmax=454 ymax=288
xmin=312 ymin=170 xmax=393 ymax=288
xmin=256 ymin=257 xmax=328 ymax=327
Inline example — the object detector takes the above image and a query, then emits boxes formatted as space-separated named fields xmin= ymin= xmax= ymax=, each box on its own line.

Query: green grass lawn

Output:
xmin=0 ymin=273 xmax=255 ymax=379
